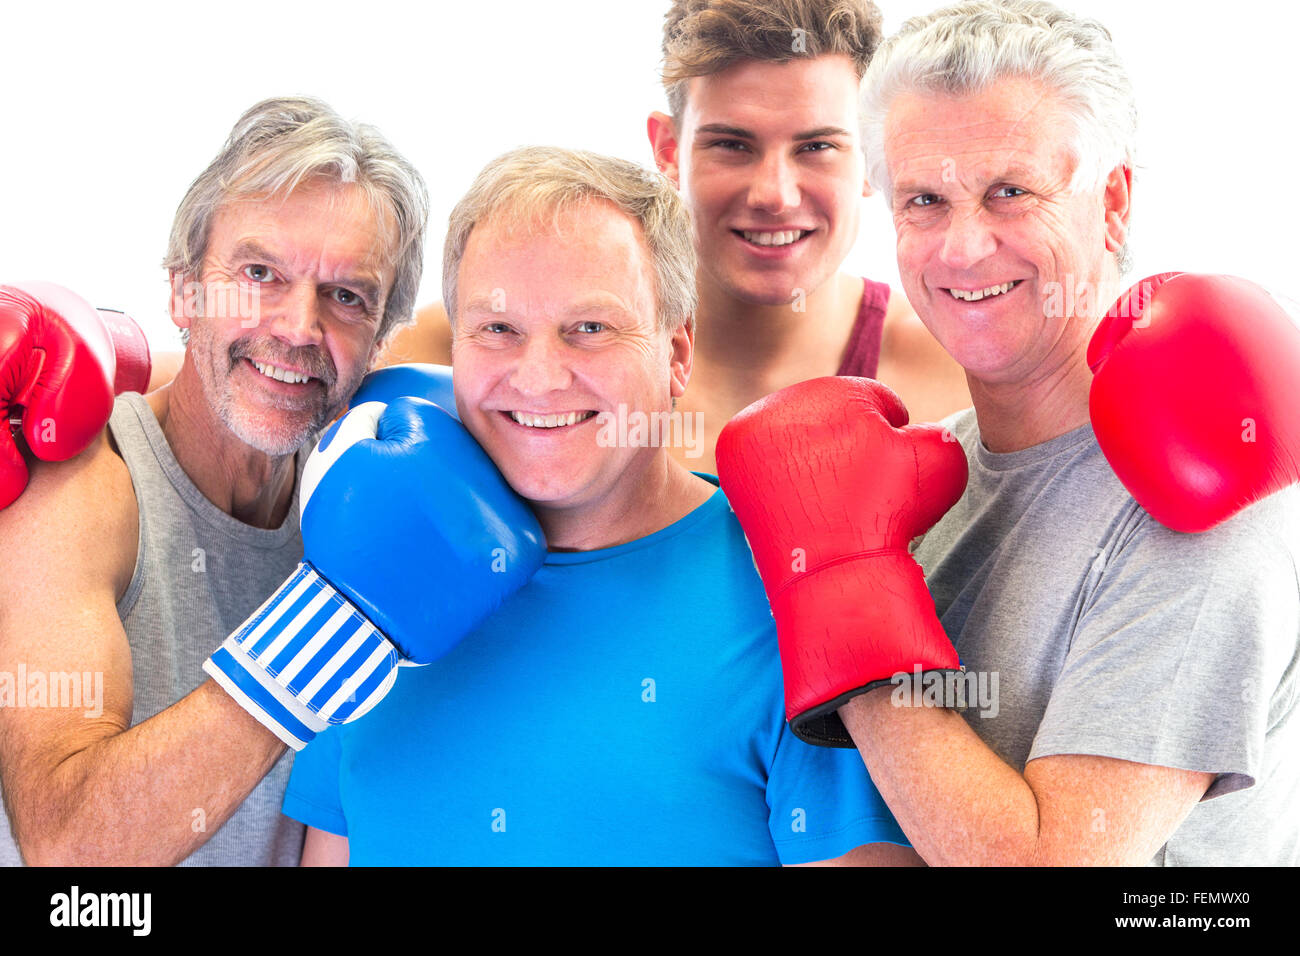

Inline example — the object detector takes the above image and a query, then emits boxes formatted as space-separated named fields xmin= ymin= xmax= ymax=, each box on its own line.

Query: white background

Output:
xmin=2 ymin=0 xmax=1297 ymax=348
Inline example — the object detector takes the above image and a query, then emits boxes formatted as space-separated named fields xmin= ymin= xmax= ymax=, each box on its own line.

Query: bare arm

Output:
xmin=875 ymin=290 xmax=972 ymax=424
xmin=838 ymin=689 xmax=1212 ymax=866
xmin=790 ymin=842 xmax=926 ymax=867
xmin=375 ymin=301 xmax=452 ymax=368
xmin=0 ymin=434 xmax=287 ymax=865
xmin=300 ymin=826 xmax=349 ymax=866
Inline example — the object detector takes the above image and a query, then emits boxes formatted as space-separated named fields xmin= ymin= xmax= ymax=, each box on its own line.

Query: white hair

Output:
xmin=860 ymin=1 xmax=1137 ymax=267
xmin=164 ymin=96 xmax=429 ymax=343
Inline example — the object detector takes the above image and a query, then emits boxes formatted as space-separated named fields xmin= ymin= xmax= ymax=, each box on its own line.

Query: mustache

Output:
xmin=229 ymin=339 xmax=338 ymax=386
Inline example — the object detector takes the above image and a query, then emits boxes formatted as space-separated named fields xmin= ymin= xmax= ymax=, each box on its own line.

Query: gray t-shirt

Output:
xmin=914 ymin=410 xmax=1300 ymax=866
xmin=0 ymin=393 xmax=307 ymax=866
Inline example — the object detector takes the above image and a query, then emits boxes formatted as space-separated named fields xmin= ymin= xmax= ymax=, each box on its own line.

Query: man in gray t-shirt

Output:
xmin=914 ymin=411 xmax=1298 ymax=865
xmin=721 ymin=2 xmax=1299 ymax=866
xmin=833 ymin=3 xmax=1299 ymax=866
xmin=0 ymin=98 xmax=427 ymax=865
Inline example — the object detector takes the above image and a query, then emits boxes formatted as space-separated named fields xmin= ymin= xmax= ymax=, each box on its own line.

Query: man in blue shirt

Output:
xmin=282 ymin=146 xmax=918 ymax=865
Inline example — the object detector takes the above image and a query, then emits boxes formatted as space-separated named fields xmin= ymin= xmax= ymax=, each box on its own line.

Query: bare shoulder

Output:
xmin=877 ymin=289 xmax=971 ymax=424
xmin=376 ymin=301 xmax=452 ymax=367
xmin=0 ymin=431 xmax=139 ymax=618
xmin=147 ymin=351 xmax=185 ymax=393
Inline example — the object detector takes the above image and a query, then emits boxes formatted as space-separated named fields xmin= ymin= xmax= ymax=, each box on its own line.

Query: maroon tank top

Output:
xmin=835 ymin=278 xmax=890 ymax=378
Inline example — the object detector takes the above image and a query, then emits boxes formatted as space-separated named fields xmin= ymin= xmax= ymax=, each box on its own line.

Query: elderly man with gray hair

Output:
xmin=715 ymin=0 xmax=1299 ymax=866
xmin=280 ymin=146 xmax=917 ymax=866
xmin=0 ymin=96 xmax=429 ymax=865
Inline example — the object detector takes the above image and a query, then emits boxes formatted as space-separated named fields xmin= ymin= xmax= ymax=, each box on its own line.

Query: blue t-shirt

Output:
xmin=283 ymin=479 xmax=907 ymax=865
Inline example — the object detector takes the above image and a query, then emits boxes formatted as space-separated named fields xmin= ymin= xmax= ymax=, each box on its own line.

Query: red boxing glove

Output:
xmin=717 ymin=377 xmax=968 ymax=746
xmin=1 ymin=281 xmax=153 ymax=509
xmin=94 ymin=306 xmax=152 ymax=397
xmin=1089 ymin=273 xmax=1300 ymax=533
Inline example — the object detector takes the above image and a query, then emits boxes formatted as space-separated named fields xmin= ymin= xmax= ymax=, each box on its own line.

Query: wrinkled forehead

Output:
xmin=458 ymin=200 xmax=658 ymax=322
xmin=884 ymin=78 xmax=1076 ymax=186
xmin=215 ymin=176 xmax=401 ymax=267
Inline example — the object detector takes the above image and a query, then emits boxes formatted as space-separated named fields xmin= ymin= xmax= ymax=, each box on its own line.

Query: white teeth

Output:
xmin=948 ymin=281 xmax=1017 ymax=302
xmin=251 ymin=360 xmax=311 ymax=384
xmin=509 ymin=410 xmax=596 ymax=428
xmin=742 ymin=230 xmax=807 ymax=247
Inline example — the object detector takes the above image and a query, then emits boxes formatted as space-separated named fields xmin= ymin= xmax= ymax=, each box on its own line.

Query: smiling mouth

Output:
xmin=734 ymin=229 xmax=812 ymax=248
xmin=946 ymin=280 xmax=1023 ymax=302
xmin=505 ymin=410 xmax=599 ymax=429
xmin=246 ymin=358 xmax=317 ymax=385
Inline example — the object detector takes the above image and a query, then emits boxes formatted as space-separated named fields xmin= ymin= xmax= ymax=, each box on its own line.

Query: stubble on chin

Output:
xmin=191 ymin=329 xmax=356 ymax=458
xmin=216 ymin=392 xmax=333 ymax=458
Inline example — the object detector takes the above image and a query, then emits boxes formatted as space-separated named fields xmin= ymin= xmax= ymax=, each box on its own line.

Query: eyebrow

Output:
xmin=461 ymin=296 xmax=504 ymax=316
xmin=566 ymin=300 xmax=637 ymax=321
xmin=891 ymin=178 xmax=935 ymax=198
xmin=459 ymin=297 xmax=640 ymax=322
xmin=229 ymin=241 xmax=288 ymax=270
xmin=228 ymin=240 xmax=382 ymax=305
xmin=893 ymin=163 xmax=1045 ymax=197
xmin=793 ymin=125 xmax=853 ymax=140
xmin=695 ymin=123 xmax=756 ymax=140
xmin=694 ymin=123 xmax=852 ymax=141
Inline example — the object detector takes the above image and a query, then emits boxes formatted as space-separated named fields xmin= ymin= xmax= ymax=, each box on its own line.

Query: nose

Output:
xmin=747 ymin=151 xmax=800 ymax=214
xmin=262 ymin=282 xmax=325 ymax=349
xmin=939 ymin=204 xmax=997 ymax=270
xmin=508 ymin=331 xmax=573 ymax=398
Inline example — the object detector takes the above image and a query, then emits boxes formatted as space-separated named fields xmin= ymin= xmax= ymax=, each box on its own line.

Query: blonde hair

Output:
xmin=443 ymin=147 xmax=697 ymax=333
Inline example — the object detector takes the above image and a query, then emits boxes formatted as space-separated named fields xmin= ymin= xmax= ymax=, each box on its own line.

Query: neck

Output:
xmin=147 ymin=362 xmax=299 ymax=529
xmin=970 ymin=268 xmax=1126 ymax=452
xmin=690 ymin=271 xmax=861 ymax=400
xmin=536 ymin=452 xmax=714 ymax=553
xmin=967 ymin=337 xmax=1095 ymax=453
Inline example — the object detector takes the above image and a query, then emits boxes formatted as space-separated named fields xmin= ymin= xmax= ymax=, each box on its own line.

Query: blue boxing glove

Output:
xmin=349 ymin=363 xmax=457 ymax=420
xmin=203 ymin=396 xmax=544 ymax=749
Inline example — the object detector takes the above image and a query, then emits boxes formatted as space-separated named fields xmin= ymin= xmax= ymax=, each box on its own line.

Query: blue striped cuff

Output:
xmin=206 ymin=563 xmax=400 ymax=748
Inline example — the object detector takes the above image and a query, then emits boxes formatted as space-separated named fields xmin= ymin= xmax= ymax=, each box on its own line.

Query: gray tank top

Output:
xmin=0 ymin=393 xmax=307 ymax=866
